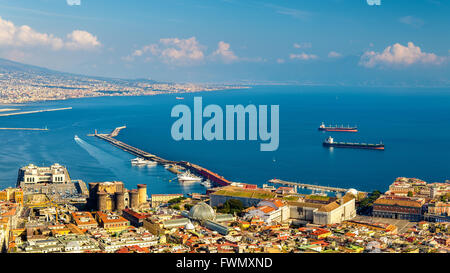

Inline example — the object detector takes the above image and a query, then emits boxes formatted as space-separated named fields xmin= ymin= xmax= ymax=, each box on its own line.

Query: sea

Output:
xmin=0 ymin=85 xmax=449 ymax=195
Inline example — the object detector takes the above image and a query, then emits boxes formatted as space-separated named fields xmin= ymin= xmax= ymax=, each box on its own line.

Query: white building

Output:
xmin=245 ymin=199 xmax=289 ymax=224
xmin=17 ymin=163 xmax=70 ymax=187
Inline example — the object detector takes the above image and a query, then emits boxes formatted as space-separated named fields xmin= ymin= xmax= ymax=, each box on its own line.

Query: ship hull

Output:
xmin=319 ymin=128 xmax=358 ymax=132
xmin=323 ymin=142 xmax=384 ymax=150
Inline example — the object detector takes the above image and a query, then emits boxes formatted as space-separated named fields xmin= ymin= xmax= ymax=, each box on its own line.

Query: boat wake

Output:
xmin=74 ymin=135 xmax=127 ymax=179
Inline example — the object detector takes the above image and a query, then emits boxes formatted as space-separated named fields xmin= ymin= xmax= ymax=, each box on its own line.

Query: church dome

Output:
xmin=188 ymin=202 xmax=216 ymax=221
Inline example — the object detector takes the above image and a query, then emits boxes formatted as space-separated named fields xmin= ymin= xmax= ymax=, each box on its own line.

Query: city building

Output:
xmin=151 ymin=193 xmax=184 ymax=208
xmin=15 ymin=164 xmax=88 ymax=204
xmin=71 ymin=212 xmax=98 ymax=230
xmin=122 ymin=208 xmax=150 ymax=227
xmin=373 ymin=197 xmax=424 ymax=221
xmin=244 ymin=199 xmax=289 ymax=224
xmin=88 ymin=182 xmax=148 ymax=212
xmin=0 ymin=188 xmax=23 ymax=204
xmin=94 ymin=211 xmax=130 ymax=233
xmin=313 ymin=193 xmax=356 ymax=225
xmin=17 ymin=163 xmax=70 ymax=187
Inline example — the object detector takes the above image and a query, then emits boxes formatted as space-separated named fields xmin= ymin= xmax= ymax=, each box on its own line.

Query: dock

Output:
xmin=91 ymin=126 xmax=232 ymax=187
xmin=95 ymin=133 xmax=174 ymax=164
xmin=0 ymin=107 xmax=72 ymax=117
xmin=268 ymin=179 xmax=366 ymax=194
xmin=0 ymin=127 xmax=48 ymax=131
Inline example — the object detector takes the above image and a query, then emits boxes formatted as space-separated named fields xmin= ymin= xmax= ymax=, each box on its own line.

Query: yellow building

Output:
xmin=0 ymin=188 xmax=23 ymax=204
xmin=151 ymin=193 xmax=184 ymax=208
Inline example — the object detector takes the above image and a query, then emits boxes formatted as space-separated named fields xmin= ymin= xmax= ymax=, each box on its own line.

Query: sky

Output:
xmin=0 ymin=0 xmax=449 ymax=86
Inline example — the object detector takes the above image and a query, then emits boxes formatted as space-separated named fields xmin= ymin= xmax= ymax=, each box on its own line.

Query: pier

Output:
xmin=0 ymin=107 xmax=72 ymax=117
xmin=268 ymin=179 xmax=366 ymax=194
xmin=94 ymin=133 xmax=174 ymax=164
xmin=0 ymin=128 xmax=48 ymax=131
xmin=91 ymin=126 xmax=233 ymax=187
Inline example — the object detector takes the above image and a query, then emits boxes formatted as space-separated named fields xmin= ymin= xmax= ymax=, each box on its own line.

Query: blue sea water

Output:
xmin=0 ymin=85 xmax=449 ymax=194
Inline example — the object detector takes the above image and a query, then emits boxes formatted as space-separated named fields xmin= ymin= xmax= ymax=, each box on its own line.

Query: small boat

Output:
xmin=168 ymin=165 xmax=184 ymax=174
xmin=201 ymin=179 xmax=212 ymax=188
xmin=74 ymin=135 xmax=80 ymax=141
xmin=176 ymin=97 xmax=185 ymax=100
xmin=131 ymin=157 xmax=157 ymax=166
xmin=177 ymin=171 xmax=202 ymax=183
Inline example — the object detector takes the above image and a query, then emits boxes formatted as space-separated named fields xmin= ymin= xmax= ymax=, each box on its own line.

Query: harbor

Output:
xmin=90 ymin=126 xmax=233 ymax=187
xmin=268 ymin=178 xmax=367 ymax=195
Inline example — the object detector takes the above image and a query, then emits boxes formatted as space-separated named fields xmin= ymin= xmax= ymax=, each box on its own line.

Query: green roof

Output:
xmin=213 ymin=188 xmax=276 ymax=199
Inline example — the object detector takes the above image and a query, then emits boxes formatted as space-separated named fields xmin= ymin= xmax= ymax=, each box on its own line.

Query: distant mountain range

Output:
xmin=0 ymin=57 xmax=160 ymax=85
xmin=0 ymin=58 xmax=243 ymax=104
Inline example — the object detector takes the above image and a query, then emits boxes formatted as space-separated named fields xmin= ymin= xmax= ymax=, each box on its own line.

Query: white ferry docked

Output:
xmin=177 ymin=171 xmax=202 ymax=183
xmin=131 ymin=157 xmax=157 ymax=166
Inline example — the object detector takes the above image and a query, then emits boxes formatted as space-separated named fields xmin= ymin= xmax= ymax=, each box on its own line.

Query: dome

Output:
xmin=188 ymin=202 xmax=216 ymax=221
xmin=347 ymin=188 xmax=358 ymax=196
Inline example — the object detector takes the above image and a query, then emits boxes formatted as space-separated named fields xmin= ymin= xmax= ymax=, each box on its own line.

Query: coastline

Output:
xmin=0 ymin=85 xmax=251 ymax=105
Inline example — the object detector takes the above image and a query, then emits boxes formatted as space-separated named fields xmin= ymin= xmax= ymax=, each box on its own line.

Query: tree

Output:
xmin=218 ymin=199 xmax=244 ymax=214
xmin=357 ymin=190 xmax=382 ymax=215
xmin=168 ymin=197 xmax=186 ymax=204
xmin=407 ymin=191 xmax=414 ymax=197
xmin=184 ymin=203 xmax=193 ymax=211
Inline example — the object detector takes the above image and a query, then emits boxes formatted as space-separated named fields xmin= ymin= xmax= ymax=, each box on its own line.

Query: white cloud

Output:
xmin=212 ymin=41 xmax=238 ymax=63
xmin=328 ymin=51 xmax=342 ymax=58
xmin=276 ymin=58 xmax=285 ymax=64
xmin=67 ymin=0 xmax=81 ymax=6
xmin=126 ymin=37 xmax=205 ymax=65
xmin=289 ymin=53 xmax=318 ymax=60
xmin=293 ymin=42 xmax=312 ymax=49
xmin=360 ymin=42 xmax=445 ymax=68
xmin=65 ymin=30 xmax=101 ymax=50
xmin=0 ymin=17 xmax=64 ymax=50
xmin=0 ymin=16 xmax=100 ymax=51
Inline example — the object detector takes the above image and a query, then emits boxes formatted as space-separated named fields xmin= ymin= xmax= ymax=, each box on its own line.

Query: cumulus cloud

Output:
xmin=0 ymin=16 xmax=100 ymax=51
xmin=126 ymin=38 xmax=243 ymax=65
xmin=328 ymin=51 xmax=342 ymax=58
xmin=159 ymin=37 xmax=204 ymax=63
xmin=65 ymin=30 xmax=101 ymax=50
xmin=360 ymin=42 xmax=445 ymax=68
xmin=211 ymin=41 xmax=238 ymax=63
xmin=0 ymin=17 xmax=64 ymax=50
xmin=289 ymin=53 xmax=318 ymax=60
xmin=126 ymin=37 xmax=205 ymax=65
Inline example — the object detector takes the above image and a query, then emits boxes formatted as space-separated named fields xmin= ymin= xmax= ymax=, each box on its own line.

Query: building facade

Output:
xmin=373 ymin=197 xmax=424 ymax=221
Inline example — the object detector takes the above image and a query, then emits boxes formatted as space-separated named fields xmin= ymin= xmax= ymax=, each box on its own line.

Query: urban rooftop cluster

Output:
xmin=0 ymin=164 xmax=448 ymax=253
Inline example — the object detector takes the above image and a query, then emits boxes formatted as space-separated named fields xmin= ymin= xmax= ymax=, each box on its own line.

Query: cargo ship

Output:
xmin=318 ymin=122 xmax=358 ymax=132
xmin=323 ymin=136 xmax=384 ymax=150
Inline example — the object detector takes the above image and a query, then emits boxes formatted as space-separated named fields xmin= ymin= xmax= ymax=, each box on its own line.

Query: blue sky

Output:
xmin=0 ymin=0 xmax=449 ymax=86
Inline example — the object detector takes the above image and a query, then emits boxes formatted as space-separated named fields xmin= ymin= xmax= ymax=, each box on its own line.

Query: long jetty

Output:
xmin=0 ymin=107 xmax=72 ymax=117
xmin=268 ymin=178 xmax=366 ymax=194
xmin=91 ymin=126 xmax=233 ymax=187
xmin=0 ymin=128 xmax=48 ymax=131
